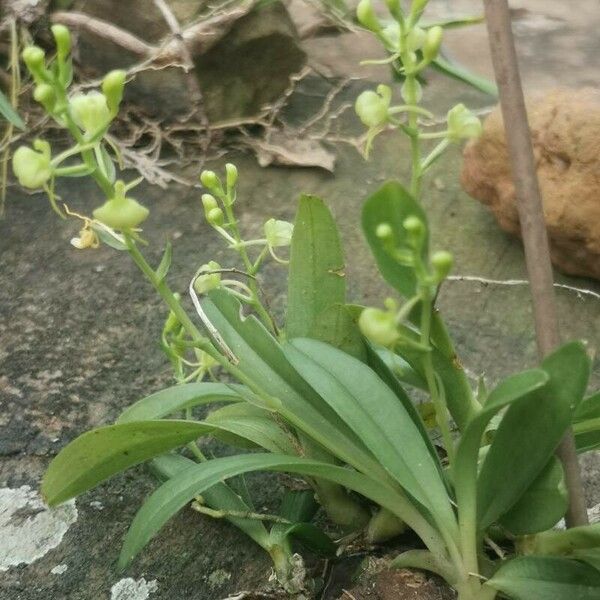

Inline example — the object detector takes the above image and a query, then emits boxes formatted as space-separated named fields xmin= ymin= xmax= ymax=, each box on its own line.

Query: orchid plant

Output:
xmin=12 ymin=7 xmax=600 ymax=600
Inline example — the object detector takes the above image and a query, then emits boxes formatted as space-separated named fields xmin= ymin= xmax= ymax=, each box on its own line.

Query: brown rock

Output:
xmin=461 ymin=88 xmax=600 ymax=280
xmin=64 ymin=0 xmax=306 ymax=122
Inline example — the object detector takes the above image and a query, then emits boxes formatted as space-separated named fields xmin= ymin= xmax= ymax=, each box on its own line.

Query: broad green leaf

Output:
xmin=574 ymin=391 xmax=600 ymax=452
xmin=284 ymin=338 xmax=456 ymax=539
xmin=377 ymin=347 xmax=427 ymax=390
xmin=117 ymin=382 xmax=246 ymax=423
xmin=276 ymin=522 xmax=336 ymax=557
xmin=365 ymin=342 xmax=443 ymax=474
xmin=453 ymin=368 xmax=548 ymax=531
xmin=206 ymin=403 xmax=296 ymax=454
xmin=0 ymin=88 xmax=25 ymax=129
xmin=201 ymin=290 xmax=386 ymax=479
xmin=278 ymin=489 xmax=318 ymax=522
xmin=486 ymin=556 xmax=600 ymax=600
xmin=362 ymin=181 xmax=428 ymax=298
xmin=155 ymin=242 xmax=172 ymax=282
xmin=573 ymin=548 xmax=600 ymax=572
xmin=118 ymin=453 xmax=412 ymax=570
xmin=149 ymin=454 xmax=271 ymax=550
xmin=392 ymin=322 xmax=478 ymax=430
xmin=311 ymin=304 xmax=366 ymax=361
xmin=431 ymin=55 xmax=498 ymax=97
xmin=477 ymin=342 xmax=590 ymax=530
xmin=42 ymin=420 xmax=214 ymax=506
xmin=519 ymin=522 xmax=600 ymax=558
xmin=287 ymin=194 xmax=345 ymax=339
xmin=500 ymin=457 xmax=567 ymax=535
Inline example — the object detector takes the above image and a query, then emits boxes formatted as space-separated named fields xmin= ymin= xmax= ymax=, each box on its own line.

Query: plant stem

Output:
xmin=221 ymin=200 xmax=277 ymax=335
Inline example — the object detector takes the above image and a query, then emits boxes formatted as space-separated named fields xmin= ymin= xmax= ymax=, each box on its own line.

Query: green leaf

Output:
xmin=287 ymin=195 xmax=345 ymax=339
xmin=117 ymin=382 xmax=246 ymax=423
xmin=392 ymin=322 xmax=478 ymax=430
xmin=278 ymin=489 xmax=318 ymax=523
xmin=202 ymin=290 xmax=385 ymax=478
xmin=278 ymin=522 xmax=336 ymax=557
xmin=118 ymin=453 xmax=408 ymax=570
xmin=365 ymin=342 xmax=442 ymax=473
xmin=574 ymin=391 xmax=600 ymax=452
xmin=519 ymin=522 xmax=600 ymax=557
xmin=362 ymin=181 xmax=428 ymax=298
xmin=485 ymin=556 xmax=600 ymax=600
xmin=42 ymin=420 xmax=214 ymax=506
xmin=311 ymin=304 xmax=366 ymax=361
xmin=477 ymin=342 xmax=590 ymax=530
xmin=573 ymin=548 xmax=600 ymax=572
xmin=205 ymin=403 xmax=296 ymax=453
xmin=0 ymin=88 xmax=25 ymax=129
xmin=155 ymin=242 xmax=172 ymax=282
xmin=453 ymin=368 xmax=549 ymax=534
xmin=499 ymin=456 xmax=567 ymax=535
xmin=149 ymin=454 xmax=271 ymax=550
xmin=284 ymin=338 xmax=456 ymax=539
xmin=431 ymin=54 xmax=498 ymax=97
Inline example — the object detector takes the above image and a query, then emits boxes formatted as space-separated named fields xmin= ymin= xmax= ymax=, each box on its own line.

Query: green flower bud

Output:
xmin=194 ymin=261 xmax=222 ymax=294
xmin=51 ymin=24 xmax=71 ymax=59
xmin=359 ymin=307 xmax=399 ymax=347
xmin=423 ymin=26 xmax=443 ymax=61
xmin=33 ymin=84 xmax=56 ymax=113
xmin=406 ymin=27 xmax=426 ymax=52
xmin=403 ymin=215 xmax=425 ymax=248
xmin=200 ymin=170 xmax=223 ymax=194
xmin=264 ymin=218 xmax=294 ymax=248
xmin=376 ymin=223 xmax=393 ymax=240
xmin=69 ymin=91 xmax=111 ymax=133
xmin=355 ymin=84 xmax=392 ymax=128
xmin=225 ymin=163 xmax=238 ymax=190
xmin=22 ymin=46 xmax=47 ymax=82
xmin=207 ymin=207 xmax=224 ymax=226
xmin=12 ymin=140 xmax=53 ymax=189
xmin=93 ymin=180 xmax=149 ymax=230
xmin=410 ymin=0 xmax=430 ymax=17
xmin=447 ymin=104 xmax=482 ymax=142
xmin=201 ymin=193 xmax=218 ymax=215
xmin=102 ymin=70 xmax=126 ymax=115
xmin=356 ymin=0 xmax=382 ymax=32
xmin=431 ymin=250 xmax=453 ymax=281
xmin=384 ymin=0 xmax=402 ymax=18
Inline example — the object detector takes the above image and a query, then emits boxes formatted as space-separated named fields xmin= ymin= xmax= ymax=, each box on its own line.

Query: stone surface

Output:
xmin=461 ymin=88 xmax=600 ymax=280
xmin=69 ymin=1 xmax=306 ymax=122
xmin=3 ymin=1 xmax=600 ymax=598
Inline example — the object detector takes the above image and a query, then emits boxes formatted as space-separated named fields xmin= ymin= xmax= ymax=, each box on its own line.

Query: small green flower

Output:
xmin=12 ymin=140 xmax=53 ymax=189
xmin=22 ymin=46 xmax=47 ymax=83
xmin=69 ymin=91 xmax=111 ymax=133
xmin=355 ymin=84 xmax=392 ymax=128
xmin=264 ymin=218 xmax=294 ymax=248
xmin=33 ymin=84 xmax=56 ymax=113
xmin=431 ymin=250 xmax=453 ymax=282
xmin=359 ymin=306 xmax=399 ymax=347
xmin=225 ymin=163 xmax=238 ymax=191
xmin=447 ymin=104 xmax=482 ymax=142
xmin=93 ymin=181 xmax=149 ymax=230
xmin=194 ymin=261 xmax=222 ymax=294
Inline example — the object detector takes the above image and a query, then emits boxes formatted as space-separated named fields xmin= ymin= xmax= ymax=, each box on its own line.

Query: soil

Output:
xmin=2 ymin=1 xmax=600 ymax=599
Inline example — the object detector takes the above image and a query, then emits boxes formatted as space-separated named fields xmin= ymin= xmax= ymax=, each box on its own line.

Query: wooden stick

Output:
xmin=483 ymin=0 xmax=588 ymax=527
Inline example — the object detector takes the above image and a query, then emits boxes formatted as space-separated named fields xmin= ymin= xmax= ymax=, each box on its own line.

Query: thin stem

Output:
xmin=221 ymin=200 xmax=277 ymax=334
